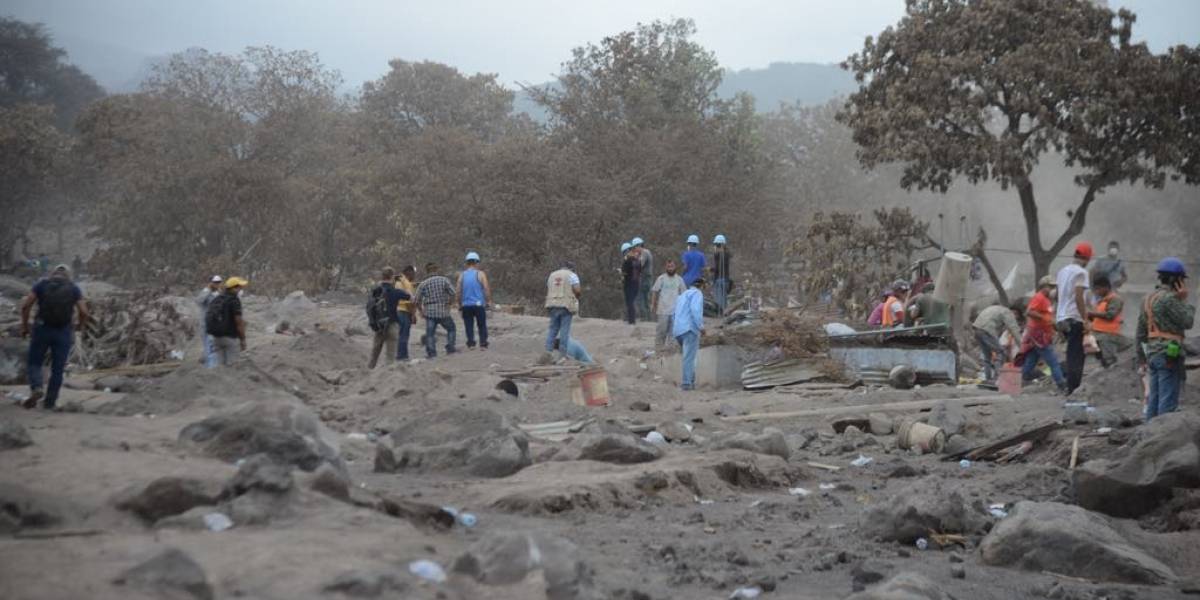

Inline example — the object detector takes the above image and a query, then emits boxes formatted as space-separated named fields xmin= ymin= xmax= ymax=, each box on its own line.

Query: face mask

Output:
xmin=1048 ymin=289 xmax=1058 ymax=300
xmin=1108 ymin=248 xmax=1118 ymax=258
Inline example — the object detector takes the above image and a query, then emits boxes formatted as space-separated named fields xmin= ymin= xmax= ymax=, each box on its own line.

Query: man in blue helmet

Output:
xmin=681 ymin=234 xmax=706 ymax=286
xmin=1136 ymin=257 xmax=1194 ymax=421
xmin=710 ymin=234 xmax=733 ymax=314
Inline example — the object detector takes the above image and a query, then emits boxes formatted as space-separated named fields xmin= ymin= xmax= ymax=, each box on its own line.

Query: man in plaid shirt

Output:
xmin=415 ymin=262 xmax=457 ymax=358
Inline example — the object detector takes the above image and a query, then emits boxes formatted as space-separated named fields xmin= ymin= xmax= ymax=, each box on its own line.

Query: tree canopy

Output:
xmin=0 ymin=17 xmax=104 ymax=129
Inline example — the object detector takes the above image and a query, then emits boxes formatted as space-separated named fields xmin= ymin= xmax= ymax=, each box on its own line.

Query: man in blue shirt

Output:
xmin=672 ymin=277 xmax=707 ymax=391
xmin=681 ymin=234 xmax=706 ymax=286
xmin=457 ymin=251 xmax=492 ymax=349
xmin=19 ymin=265 xmax=88 ymax=410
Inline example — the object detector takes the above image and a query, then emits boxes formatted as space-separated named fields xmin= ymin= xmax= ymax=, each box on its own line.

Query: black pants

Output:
xmin=1063 ymin=319 xmax=1085 ymax=394
xmin=623 ymin=282 xmax=639 ymax=324
xmin=461 ymin=306 xmax=488 ymax=348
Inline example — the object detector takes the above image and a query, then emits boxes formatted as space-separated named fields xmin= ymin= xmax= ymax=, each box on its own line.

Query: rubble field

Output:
xmin=2 ymin=283 xmax=1199 ymax=600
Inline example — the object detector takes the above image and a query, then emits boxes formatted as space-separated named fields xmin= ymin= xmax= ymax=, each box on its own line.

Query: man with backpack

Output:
xmin=19 ymin=264 xmax=89 ymax=410
xmin=367 ymin=266 xmax=411 ymax=368
xmin=205 ymin=277 xmax=249 ymax=367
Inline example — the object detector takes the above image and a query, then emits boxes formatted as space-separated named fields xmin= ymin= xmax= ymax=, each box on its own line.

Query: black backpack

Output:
xmin=205 ymin=293 xmax=232 ymax=336
xmin=38 ymin=279 xmax=76 ymax=327
xmin=366 ymin=286 xmax=389 ymax=332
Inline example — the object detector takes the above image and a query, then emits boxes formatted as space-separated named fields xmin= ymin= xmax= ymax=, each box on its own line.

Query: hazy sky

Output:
xmin=6 ymin=0 xmax=1199 ymax=89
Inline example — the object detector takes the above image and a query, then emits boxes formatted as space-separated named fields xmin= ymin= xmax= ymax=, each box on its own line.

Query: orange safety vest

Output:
xmin=1091 ymin=293 xmax=1122 ymax=334
xmin=1144 ymin=291 xmax=1184 ymax=342
xmin=882 ymin=296 xmax=903 ymax=327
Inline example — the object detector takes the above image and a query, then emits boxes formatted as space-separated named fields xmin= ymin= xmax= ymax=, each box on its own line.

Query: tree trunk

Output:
xmin=1016 ymin=177 xmax=1101 ymax=284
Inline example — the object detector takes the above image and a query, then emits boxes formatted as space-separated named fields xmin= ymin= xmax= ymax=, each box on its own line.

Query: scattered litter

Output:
xmin=915 ymin=538 xmax=929 ymax=550
xmin=6 ymin=391 xmax=29 ymax=402
xmin=1095 ymin=427 xmax=1112 ymax=434
xmin=346 ymin=432 xmax=369 ymax=441
xmin=850 ymin=454 xmax=874 ymax=467
xmin=169 ymin=349 xmax=185 ymax=360
xmin=645 ymin=431 xmax=667 ymax=446
xmin=788 ymin=487 xmax=811 ymax=497
xmin=408 ymin=559 xmax=446 ymax=583
xmin=824 ymin=323 xmax=856 ymax=336
xmin=694 ymin=495 xmax=715 ymax=505
xmin=643 ymin=350 xmax=656 ymax=359
xmin=827 ymin=523 xmax=846 ymax=529
xmin=988 ymin=504 xmax=1008 ymax=518
xmin=959 ymin=459 xmax=971 ymax=468
xmin=819 ymin=483 xmax=836 ymax=491
xmin=639 ymin=363 xmax=648 ymax=370
xmin=729 ymin=586 xmax=763 ymax=599
xmin=203 ymin=512 xmax=233 ymax=532
xmin=458 ymin=513 xmax=477 ymax=528
xmin=749 ymin=499 xmax=763 ymax=508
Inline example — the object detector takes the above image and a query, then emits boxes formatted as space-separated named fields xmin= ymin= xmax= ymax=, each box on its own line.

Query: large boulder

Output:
xmin=553 ymin=433 xmax=663 ymax=464
xmin=112 ymin=547 xmax=214 ymax=600
xmin=860 ymin=479 xmax=987 ymax=543
xmin=1074 ymin=411 xmax=1200 ymax=518
xmin=979 ymin=501 xmax=1175 ymax=585
xmin=113 ymin=477 xmax=222 ymax=523
xmin=178 ymin=401 xmax=343 ymax=473
xmin=451 ymin=532 xmax=594 ymax=600
xmin=375 ymin=408 xmax=530 ymax=478
xmin=844 ymin=572 xmax=955 ymax=600
xmin=0 ymin=419 xmax=33 ymax=450
xmin=713 ymin=427 xmax=790 ymax=460
xmin=220 ymin=454 xmax=297 ymax=526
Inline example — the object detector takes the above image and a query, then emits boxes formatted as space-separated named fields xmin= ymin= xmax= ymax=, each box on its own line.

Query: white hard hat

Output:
xmin=465 ymin=251 xmax=481 ymax=262
xmin=631 ymin=237 xmax=644 ymax=247
xmin=687 ymin=234 xmax=700 ymax=245
xmin=210 ymin=275 xmax=223 ymax=283
xmin=713 ymin=234 xmax=727 ymax=245
xmin=621 ymin=242 xmax=632 ymax=253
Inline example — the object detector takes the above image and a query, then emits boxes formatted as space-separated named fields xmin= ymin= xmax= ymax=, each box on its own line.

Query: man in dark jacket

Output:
xmin=19 ymin=265 xmax=89 ymax=410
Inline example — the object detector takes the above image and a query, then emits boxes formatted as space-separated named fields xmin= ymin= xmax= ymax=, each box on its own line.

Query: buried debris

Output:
xmin=80 ymin=290 xmax=195 ymax=369
xmin=943 ymin=421 xmax=1060 ymax=462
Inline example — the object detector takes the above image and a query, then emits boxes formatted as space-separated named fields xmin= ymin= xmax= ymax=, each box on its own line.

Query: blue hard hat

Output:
xmin=713 ymin=234 xmax=727 ymax=245
xmin=621 ymin=242 xmax=632 ymax=253
xmin=631 ymin=237 xmax=644 ymax=247
xmin=465 ymin=251 xmax=480 ymax=262
xmin=687 ymin=234 xmax=700 ymax=245
xmin=1156 ymin=257 xmax=1187 ymax=277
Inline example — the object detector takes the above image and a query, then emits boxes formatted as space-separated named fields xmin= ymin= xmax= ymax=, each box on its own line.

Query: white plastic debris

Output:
xmin=824 ymin=323 xmax=856 ymax=336
xmin=729 ymin=586 xmax=763 ymax=598
xmin=959 ymin=459 xmax=972 ymax=468
xmin=169 ymin=349 xmax=185 ymax=360
xmin=346 ymin=432 xmax=369 ymax=441
xmin=788 ymin=487 xmax=811 ymax=497
xmin=915 ymin=538 xmax=929 ymax=550
xmin=819 ymin=483 xmax=836 ymax=491
xmin=458 ymin=513 xmax=477 ymax=527
xmin=408 ymin=559 xmax=447 ymax=583
xmin=748 ymin=499 xmax=763 ymax=508
xmin=988 ymin=503 xmax=1008 ymax=518
xmin=1095 ymin=427 xmax=1112 ymax=434
xmin=850 ymin=454 xmax=874 ymax=467
xmin=694 ymin=495 xmax=715 ymax=505
xmin=645 ymin=431 xmax=667 ymax=446
xmin=203 ymin=512 xmax=233 ymax=532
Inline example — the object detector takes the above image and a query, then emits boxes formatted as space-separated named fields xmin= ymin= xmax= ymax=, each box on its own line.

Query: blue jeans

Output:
xmin=424 ymin=316 xmax=456 ymax=358
xmin=202 ymin=329 xmax=218 ymax=368
xmin=1022 ymin=344 xmax=1066 ymax=389
xmin=623 ymin=282 xmax=639 ymax=324
xmin=677 ymin=330 xmax=699 ymax=390
xmin=714 ymin=278 xmax=730 ymax=315
xmin=1062 ymin=320 xmax=1085 ymax=394
xmin=461 ymin=306 xmax=488 ymax=348
xmin=28 ymin=324 xmax=73 ymax=408
xmin=1146 ymin=352 xmax=1185 ymax=421
xmin=396 ymin=312 xmax=412 ymax=360
xmin=974 ymin=328 xmax=1004 ymax=382
xmin=546 ymin=307 xmax=573 ymax=355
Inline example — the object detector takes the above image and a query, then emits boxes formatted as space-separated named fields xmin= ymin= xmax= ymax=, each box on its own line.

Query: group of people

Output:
xmin=620 ymin=234 xmax=733 ymax=325
xmin=362 ymin=256 xmax=493 ymax=367
xmin=972 ymin=242 xmax=1192 ymax=422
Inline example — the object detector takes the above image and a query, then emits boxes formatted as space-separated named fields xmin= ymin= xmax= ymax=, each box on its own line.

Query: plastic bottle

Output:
xmin=916 ymin=538 xmax=929 ymax=550
xmin=408 ymin=559 xmax=446 ymax=583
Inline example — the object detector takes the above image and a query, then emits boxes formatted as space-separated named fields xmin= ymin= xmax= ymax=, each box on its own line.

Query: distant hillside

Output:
xmin=512 ymin=61 xmax=856 ymax=121
xmin=718 ymin=62 xmax=855 ymax=112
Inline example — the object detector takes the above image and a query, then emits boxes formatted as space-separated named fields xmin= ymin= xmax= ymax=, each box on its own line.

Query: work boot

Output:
xmin=22 ymin=389 xmax=43 ymax=410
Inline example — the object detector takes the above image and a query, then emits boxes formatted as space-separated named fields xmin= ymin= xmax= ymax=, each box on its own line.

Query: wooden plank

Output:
xmin=722 ymin=395 xmax=1014 ymax=423
xmin=806 ymin=461 xmax=842 ymax=472
xmin=1069 ymin=436 xmax=1080 ymax=470
xmin=75 ymin=361 xmax=182 ymax=379
xmin=943 ymin=421 xmax=1061 ymax=462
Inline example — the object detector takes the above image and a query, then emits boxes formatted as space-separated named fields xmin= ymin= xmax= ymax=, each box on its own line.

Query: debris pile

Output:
xmin=80 ymin=289 xmax=194 ymax=369
xmin=722 ymin=308 xmax=828 ymax=358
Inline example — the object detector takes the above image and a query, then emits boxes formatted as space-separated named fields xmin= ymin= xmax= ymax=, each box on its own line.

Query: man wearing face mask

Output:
xmin=1091 ymin=241 xmax=1128 ymax=290
xmin=1021 ymin=276 xmax=1066 ymax=392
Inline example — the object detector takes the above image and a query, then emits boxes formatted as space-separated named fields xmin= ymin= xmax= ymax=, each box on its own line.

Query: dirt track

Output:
xmin=2 ymin=291 xmax=1198 ymax=599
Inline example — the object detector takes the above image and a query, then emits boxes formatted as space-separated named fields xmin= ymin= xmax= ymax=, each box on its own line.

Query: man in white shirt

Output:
xmin=1055 ymin=242 xmax=1093 ymax=395
xmin=650 ymin=259 xmax=687 ymax=349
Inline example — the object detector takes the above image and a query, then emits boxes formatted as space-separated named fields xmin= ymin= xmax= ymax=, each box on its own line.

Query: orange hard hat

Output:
xmin=1074 ymin=242 xmax=1094 ymax=259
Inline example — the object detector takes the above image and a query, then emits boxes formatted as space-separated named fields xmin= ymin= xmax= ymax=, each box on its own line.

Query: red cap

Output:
xmin=1074 ymin=242 xmax=1094 ymax=259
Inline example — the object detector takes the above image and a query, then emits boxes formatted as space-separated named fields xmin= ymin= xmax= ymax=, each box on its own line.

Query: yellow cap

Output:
xmin=225 ymin=276 xmax=249 ymax=289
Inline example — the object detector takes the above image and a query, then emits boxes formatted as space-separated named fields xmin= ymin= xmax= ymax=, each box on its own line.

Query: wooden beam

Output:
xmin=722 ymin=395 xmax=1014 ymax=423
xmin=1069 ymin=436 xmax=1080 ymax=470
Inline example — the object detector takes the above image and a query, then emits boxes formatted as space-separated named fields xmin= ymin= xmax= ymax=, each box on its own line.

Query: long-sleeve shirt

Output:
xmin=1136 ymin=286 xmax=1195 ymax=362
xmin=672 ymin=287 xmax=705 ymax=338
xmin=973 ymin=304 xmax=1020 ymax=340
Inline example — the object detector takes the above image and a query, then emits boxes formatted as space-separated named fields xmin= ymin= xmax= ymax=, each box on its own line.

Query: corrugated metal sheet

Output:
xmin=741 ymin=359 xmax=825 ymax=390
